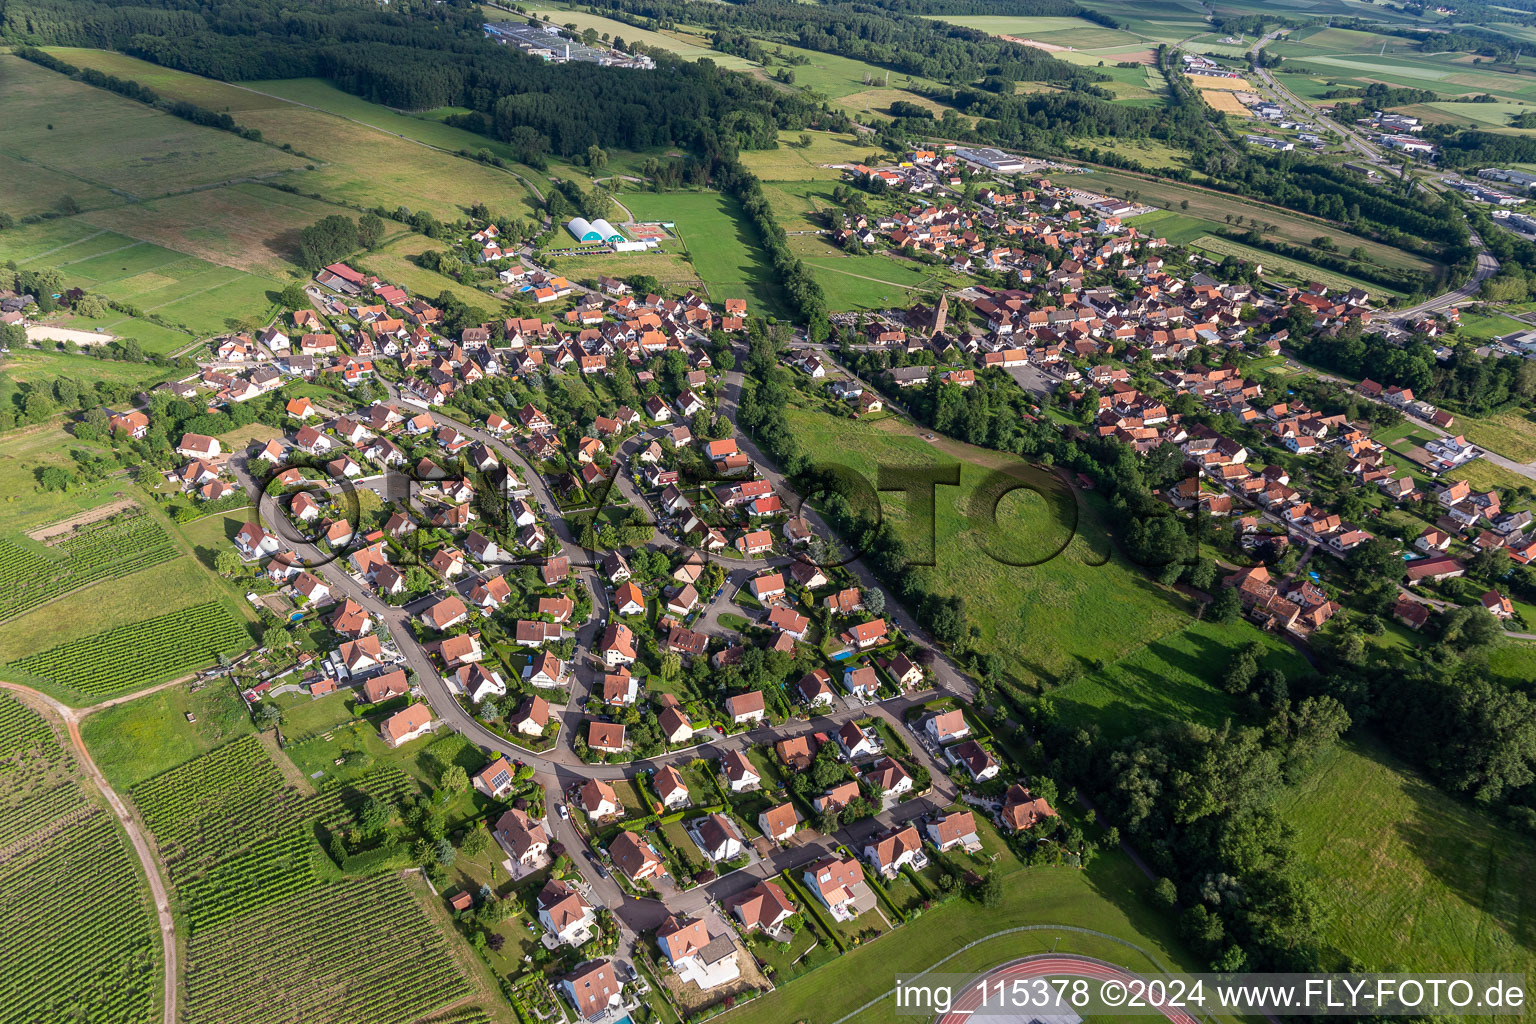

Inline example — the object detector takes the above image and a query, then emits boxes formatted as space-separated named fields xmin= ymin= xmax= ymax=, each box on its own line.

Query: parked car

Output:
xmin=558 ymin=804 xmax=569 ymax=820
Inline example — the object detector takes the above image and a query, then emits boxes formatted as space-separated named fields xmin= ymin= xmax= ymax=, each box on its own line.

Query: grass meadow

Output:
xmin=622 ymin=190 xmax=788 ymax=313
xmin=736 ymin=851 xmax=1205 ymax=1024
xmin=80 ymin=681 xmax=258 ymax=790
xmin=781 ymin=399 xmax=1194 ymax=690
xmin=1279 ymin=738 xmax=1536 ymax=980
xmin=2 ymin=54 xmax=304 ymax=200
xmin=1094 ymin=169 xmax=1439 ymax=275
xmin=739 ymin=131 xmax=874 ymax=181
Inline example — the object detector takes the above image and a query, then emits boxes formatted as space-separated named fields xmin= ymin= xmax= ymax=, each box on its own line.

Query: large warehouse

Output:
xmin=566 ymin=217 xmax=625 ymax=243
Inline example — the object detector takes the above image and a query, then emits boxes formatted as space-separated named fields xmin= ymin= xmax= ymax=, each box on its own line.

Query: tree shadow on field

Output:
xmin=264 ymin=227 xmax=304 ymax=266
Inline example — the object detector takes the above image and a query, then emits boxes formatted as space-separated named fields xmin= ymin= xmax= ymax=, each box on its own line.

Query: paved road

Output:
xmin=0 ymin=681 xmax=180 ymax=1024
xmin=1392 ymin=229 xmax=1501 ymax=319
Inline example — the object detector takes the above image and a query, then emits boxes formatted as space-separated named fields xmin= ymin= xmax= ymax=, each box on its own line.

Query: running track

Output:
xmin=937 ymin=954 xmax=1200 ymax=1024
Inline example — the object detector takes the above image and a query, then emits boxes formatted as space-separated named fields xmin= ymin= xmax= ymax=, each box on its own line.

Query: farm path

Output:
xmin=0 ymin=679 xmax=179 ymax=1024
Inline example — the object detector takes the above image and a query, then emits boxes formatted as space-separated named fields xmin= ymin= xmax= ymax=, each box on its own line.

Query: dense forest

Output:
xmin=0 ymin=0 xmax=832 ymax=157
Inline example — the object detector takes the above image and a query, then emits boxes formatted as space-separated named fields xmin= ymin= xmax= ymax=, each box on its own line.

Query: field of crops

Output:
xmin=131 ymin=734 xmax=320 ymax=933
xmin=183 ymin=873 xmax=472 ymax=1024
xmin=0 ymin=508 xmax=178 ymax=622
xmin=8 ymin=601 xmax=252 ymax=700
xmin=0 ymin=695 xmax=160 ymax=1024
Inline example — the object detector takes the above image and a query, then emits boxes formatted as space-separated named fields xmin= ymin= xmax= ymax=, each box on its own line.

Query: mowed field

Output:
xmin=6 ymin=218 xmax=284 ymax=341
xmin=9 ymin=49 xmax=555 ymax=339
xmin=1097 ymin=169 xmax=1439 ymax=275
xmin=622 ymin=190 xmax=787 ymax=313
xmin=802 ymin=252 xmax=960 ymax=311
xmin=1280 ymin=738 xmax=1536 ymax=980
xmin=739 ymin=130 xmax=874 ymax=181
xmin=782 ymin=399 xmax=1193 ymax=688
xmin=46 ymin=51 xmax=545 ymax=221
xmin=1 ymin=54 xmax=304 ymax=202
xmin=1267 ymin=24 xmax=1536 ymax=121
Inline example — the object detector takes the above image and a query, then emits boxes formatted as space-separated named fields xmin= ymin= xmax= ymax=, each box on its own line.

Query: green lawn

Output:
xmin=0 ymin=348 xmax=174 ymax=416
xmin=80 ymin=680 xmax=256 ymax=790
xmin=800 ymin=253 xmax=958 ymax=312
xmin=782 ymin=400 xmax=1192 ymax=690
xmin=1279 ymin=738 xmax=1536 ymax=979
xmin=731 ymin=854 xmax=1200 ymax=1024
xmin=740 ymin=131 xmax=874 ymax=182
xmin=1453 ymin=312 xmax=1528 ymax=340
xmin=1051 ymin=618 xmax=1311 ymax=738
xmin=622 ymin=191 xmax=788 ymax=315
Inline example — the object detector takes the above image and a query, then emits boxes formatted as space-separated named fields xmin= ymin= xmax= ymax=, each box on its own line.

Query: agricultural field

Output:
xmin=920 ymin=14 xmax=1144 ymax=51
xmin=78 ymin=183 xmax=342 ymax=280
xmin=7 ymin=601 xmax=253 ymax=704
xmin=47 ymin=49 xmax=545 ymax=222
xmin=7 ymin=219 xmax=284 ymax=342
xmin=622 ymin=191 xmax=788 ymax=314
xmin=128 ymin=734 xmax=478 ymax=1023
xmin=1279 ymin=738 xmax=1536 ymax=980
xmin=233 ymin=78 xmax=545 ymax=221
xmin=130 ymin=734 xmax=323 ymax=932
xmin=0 ymin=150 xmax=121 ymax=219
xmin=0 ymin=54 xmax=304 ymax=201
xmin=0 ymin=694 xmax=161 ymax=1024
xmin=783 ymin=399 xmax=1193 ymax=689
xmin=0 ymin=506 xmax=178 ymax=622
xmin=183 ymin=873 xmax=473 ymax=1024
xmin=744 ymin=38 xmax=951 ymax=106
